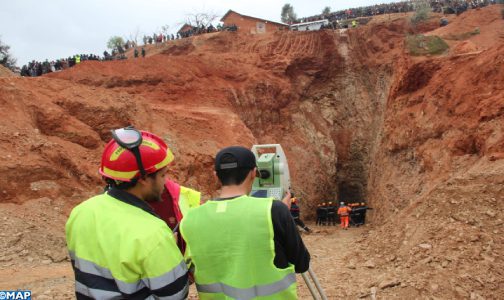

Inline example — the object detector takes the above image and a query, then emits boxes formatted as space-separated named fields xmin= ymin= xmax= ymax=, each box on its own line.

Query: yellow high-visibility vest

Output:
xmin=181 ymin=195 xmax=297 ymax=299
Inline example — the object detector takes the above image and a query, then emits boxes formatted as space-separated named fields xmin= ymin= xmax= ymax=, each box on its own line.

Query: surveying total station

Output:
xmin=250 ymin=144 xmax=291 ymax=200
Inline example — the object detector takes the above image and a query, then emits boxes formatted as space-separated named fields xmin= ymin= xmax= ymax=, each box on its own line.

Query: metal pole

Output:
xmin=301 ymin=272 xmax=319 ymax=300
xmin=308 ymin=268 xmax=328 ymax=300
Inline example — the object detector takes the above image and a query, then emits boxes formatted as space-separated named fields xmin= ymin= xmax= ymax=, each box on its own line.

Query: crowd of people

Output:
xmin=142 ymin=33 xmax=175 ymax=45
xmin=20 ymin=39 xmax=152 ymax=77
xmin=19 ymin=22 xmax=239 ymax=77
xmin=287 ymin=197 xmax=369 ymax=231
xmin=295 ymin=0 xmax=498 ymax=26
xmin=20 ymin=54 xmax=101 ymax=77
xmin=20 ymin=0 xmax=499 ymax=77
xmin=315 ymin=201 xmax=369 ymax=229
xmin=430 ymin=0 xmax=498 ymax=14
xmin=178 ymin=23 xmax=238 ymax=38
xmin=141 ymin=23 xmax=237 ymax=42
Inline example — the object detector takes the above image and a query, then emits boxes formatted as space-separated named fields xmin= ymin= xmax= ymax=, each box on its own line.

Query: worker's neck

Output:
xmin=219 ymin=184 xmax=250 ymax=199
xmin=125 ymin=186 xmax=146 ymax=202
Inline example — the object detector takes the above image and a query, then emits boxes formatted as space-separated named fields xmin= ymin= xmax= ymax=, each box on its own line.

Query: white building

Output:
xmin=290 ymin=19 xmax=329 ymax=31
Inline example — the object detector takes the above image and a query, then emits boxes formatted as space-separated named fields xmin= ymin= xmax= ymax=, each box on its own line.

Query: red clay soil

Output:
xmin=0 ymin=65 xmax=15 ymax=77
xmin=0 ymin=4 xmax=503 ymax=299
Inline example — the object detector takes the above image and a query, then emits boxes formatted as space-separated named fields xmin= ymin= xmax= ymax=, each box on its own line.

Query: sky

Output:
xmin=1 ymin=0 xmax=395 ymax=66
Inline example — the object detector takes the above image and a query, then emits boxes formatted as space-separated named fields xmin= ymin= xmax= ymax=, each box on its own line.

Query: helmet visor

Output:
xmin=112 ymin=127 xmax=142 ymax=148
xmin=111 ymin=126 xmax=146 ymax=177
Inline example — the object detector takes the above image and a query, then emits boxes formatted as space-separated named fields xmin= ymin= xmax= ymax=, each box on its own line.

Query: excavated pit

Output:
xmin=0 ymin=5 xmax=503 ymax=299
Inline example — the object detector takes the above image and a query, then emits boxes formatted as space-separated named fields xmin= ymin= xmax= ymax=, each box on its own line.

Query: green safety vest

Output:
xmin=181 ymin=195 xmax=297 ymax=300
xmin=66 ymin=193 xmax=188 ymax=299
xmin=75 ymin=55 xmax=81 ymax=63
xmin=179 ymin=185 xmax=201 ymax=216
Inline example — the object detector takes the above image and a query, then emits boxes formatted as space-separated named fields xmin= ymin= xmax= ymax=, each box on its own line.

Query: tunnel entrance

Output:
xmin=338 ymin=181 xmax=364 ymax=203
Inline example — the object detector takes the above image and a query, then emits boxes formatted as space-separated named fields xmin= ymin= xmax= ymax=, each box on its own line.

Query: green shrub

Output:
xmin=411 ymin=1 xmax=431 ymax=25
xmin=406 ymin=34 xmax=449 ymax=56
xmin=444 ymin=27 xmax=480 ymax=40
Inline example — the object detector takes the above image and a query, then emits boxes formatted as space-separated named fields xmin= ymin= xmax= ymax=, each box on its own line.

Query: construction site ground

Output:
xmin=0 ymin=5 xmax=503 ymax=299
xmin=0 ymin=221 xmax=370 ymax=299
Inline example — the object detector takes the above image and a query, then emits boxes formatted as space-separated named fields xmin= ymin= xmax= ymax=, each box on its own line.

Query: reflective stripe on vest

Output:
xmin=181 ymin=195 xmax=297 ymax=300
xmin=75 ymin=281 xmax=122 ymax=299
xmin=196 ymin=273 xmax=296 ymax=300
xmin=76 ymin=280 xmax=189 ymax=300
xmin=70 ymin=251 xmax=187 ymax=293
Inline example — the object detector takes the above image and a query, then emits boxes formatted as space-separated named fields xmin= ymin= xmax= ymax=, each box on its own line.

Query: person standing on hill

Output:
xmin=141 ymin=47 xmax=146 ymax=58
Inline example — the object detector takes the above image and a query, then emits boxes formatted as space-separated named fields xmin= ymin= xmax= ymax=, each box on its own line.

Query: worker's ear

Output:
xmin=136 ymin=176 xmax=150 ymax=186
xmin=253 ymin=167 xmax=260 ymax=178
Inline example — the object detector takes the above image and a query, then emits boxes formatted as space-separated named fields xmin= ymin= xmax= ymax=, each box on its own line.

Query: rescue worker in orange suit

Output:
xmin=150 ymin=179 xmax=201 ymax=253
xmin=337 ymin=201 xmax=352 ymax=229
xmin=289 ymin=193 xmax=311 ymax=233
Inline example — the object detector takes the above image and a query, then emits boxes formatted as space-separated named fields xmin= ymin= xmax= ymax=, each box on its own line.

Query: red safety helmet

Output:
xmin=99 ymin=129 xmax=174 ymax=182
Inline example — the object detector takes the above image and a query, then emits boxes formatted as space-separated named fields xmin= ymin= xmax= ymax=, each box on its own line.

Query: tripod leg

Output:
xmin=308 ymin=268 xmax=328 ymax=300
xmin=301 ymin=272 xmax=319 ymax=300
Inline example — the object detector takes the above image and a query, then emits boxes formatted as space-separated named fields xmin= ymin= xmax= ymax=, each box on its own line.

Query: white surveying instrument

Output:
xmin=250 ymin=144 xmax=291 ymax=201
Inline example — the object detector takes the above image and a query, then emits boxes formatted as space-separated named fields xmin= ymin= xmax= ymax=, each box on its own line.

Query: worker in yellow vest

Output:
xmin=66 ymin=127 xmax=188 ymax=299
xmin=181 ymin=146 xmax=310 ymax=299
xmin=75 ymin=54 xmax=81 ymax=64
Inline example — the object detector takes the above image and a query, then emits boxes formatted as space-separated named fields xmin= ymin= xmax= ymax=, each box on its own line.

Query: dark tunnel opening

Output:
xmin=338 ymin=181 xmax=364 ymax=203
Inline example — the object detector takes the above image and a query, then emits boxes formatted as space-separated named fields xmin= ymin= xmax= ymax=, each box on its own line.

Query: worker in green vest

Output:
xmin=66 ymin=127 xmax=188 ymax=299
xmin=75 ymin=54 xmax=81 ymax=64
xmin=181 ymin=146 xmax=310 ymax=299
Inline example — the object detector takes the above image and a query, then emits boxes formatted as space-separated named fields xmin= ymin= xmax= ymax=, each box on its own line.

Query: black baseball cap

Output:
xmin=215 ymin=146 xmax=256 ymax=171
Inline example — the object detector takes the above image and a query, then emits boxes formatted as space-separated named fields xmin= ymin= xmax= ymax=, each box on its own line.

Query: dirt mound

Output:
xmin=0 ymin=7 xmax=503 ymax=299
xmin=0 ymin=65 xmax=15 ymax=77
xmin=452 ymin=39 xmax=480 ymax=54
xmin=429 ymin=5 xmax=504 ymax=51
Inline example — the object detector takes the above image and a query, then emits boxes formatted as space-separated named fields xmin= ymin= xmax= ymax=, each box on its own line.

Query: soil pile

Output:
xmin=0 ymin=65 xmax=15 ymax=77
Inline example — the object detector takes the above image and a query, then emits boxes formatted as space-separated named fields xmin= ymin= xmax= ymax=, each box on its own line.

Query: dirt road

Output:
xmin=0 ymin=222 xmax=368 ymax=299
xmin=297 ymin=225 xmax=368 ymax=299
